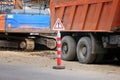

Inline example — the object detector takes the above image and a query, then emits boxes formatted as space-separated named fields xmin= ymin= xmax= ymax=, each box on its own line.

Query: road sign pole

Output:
xmin=53 ymin=31 xmax=65 ymax=69
xmin=52 ymin=18 xmax=65 ymax=69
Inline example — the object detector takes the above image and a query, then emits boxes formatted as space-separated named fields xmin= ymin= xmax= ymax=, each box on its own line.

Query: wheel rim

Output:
xmin=79 ymin=44 xmax=87 ymax=59
xmin=20 ymin=41 xmax=26 ymax=49
xmin=62 ymin=42 xmax=68 ymax=55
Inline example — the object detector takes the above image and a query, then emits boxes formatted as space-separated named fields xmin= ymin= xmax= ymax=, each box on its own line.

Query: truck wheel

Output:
xmin=20 ymin=39 xmax=35 ymax=51
xmin=77 ymin=37 xmax=96 ymax=64
xmin=115 ymin=49 xmax=120 ymax=61
xmin=116 ymin=55 xmax=120 ymax=61
xmin=61 ymin=36 xmax=76 ymax=61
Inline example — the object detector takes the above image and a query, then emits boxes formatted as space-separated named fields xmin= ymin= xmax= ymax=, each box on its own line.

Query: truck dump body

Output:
xmin=50 ymin=0 xmax=120 ymax=32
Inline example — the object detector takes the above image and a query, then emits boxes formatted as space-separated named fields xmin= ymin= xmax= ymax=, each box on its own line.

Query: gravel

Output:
xmin=0 ymin=50 xmax=120 ymax=75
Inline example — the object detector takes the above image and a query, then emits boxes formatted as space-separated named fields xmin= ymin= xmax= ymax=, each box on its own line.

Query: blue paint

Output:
xmin=5 ymin=14 xmax=50 ymax=32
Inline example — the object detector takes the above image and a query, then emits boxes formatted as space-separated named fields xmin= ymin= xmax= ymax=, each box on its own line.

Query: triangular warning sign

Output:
xmin=53 ymin=18 xmax=65 ymax=31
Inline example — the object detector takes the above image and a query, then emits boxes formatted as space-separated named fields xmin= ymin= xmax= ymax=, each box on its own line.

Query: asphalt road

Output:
xmin=0 ymin=63 xmax=120 ymax=80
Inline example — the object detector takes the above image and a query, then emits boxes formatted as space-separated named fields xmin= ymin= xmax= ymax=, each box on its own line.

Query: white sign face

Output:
xmin=53 ymin=18 xmax=65 ymax=31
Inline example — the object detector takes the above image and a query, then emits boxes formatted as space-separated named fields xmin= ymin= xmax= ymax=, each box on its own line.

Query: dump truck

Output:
xmin=0 ymin=0 xmax=56 ymax=51
xmin=50 ymin=0 xmax=120 ymax=63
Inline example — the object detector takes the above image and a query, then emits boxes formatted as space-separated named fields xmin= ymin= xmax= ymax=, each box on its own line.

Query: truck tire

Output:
xmin=114 ymin=49 xmax=120 ymax=61
xmin=77 ymin=37 xmax=96 ymax=64
xmin=20 ymin=39 xmax=34 ymax=51
xmin=61 ymin=36 xmax=76 ymax=61
xmin=116 ymin=54 xmax=120 ymax=61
